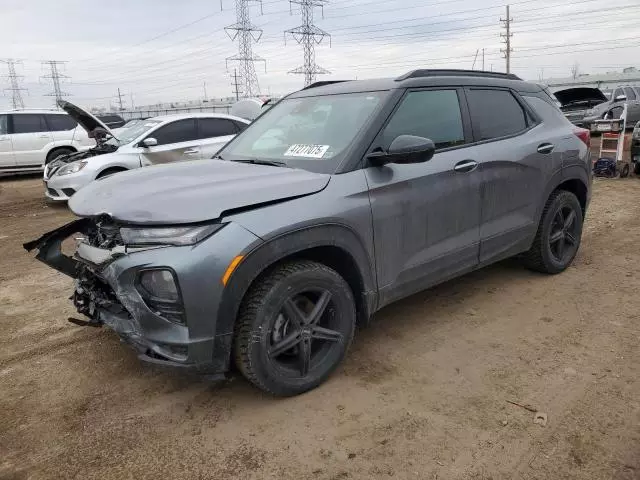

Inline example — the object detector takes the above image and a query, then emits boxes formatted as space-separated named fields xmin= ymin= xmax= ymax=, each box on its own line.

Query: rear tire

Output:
xmin=46 ymin=148 xmax=74 ymax=164
xmin=633 ymin=162 xmax=640 ymax=176
xmin=523 ymin=190 xmax=583 ymax=274
xmin=234 ymin=260 xmax=356 ymax=396
xmin=620 ymin=163 xmax=630 ymax=178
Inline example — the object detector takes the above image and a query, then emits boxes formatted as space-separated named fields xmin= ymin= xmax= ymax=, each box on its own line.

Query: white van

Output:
xmin=0 ymin=109 xmax=93 ymax=174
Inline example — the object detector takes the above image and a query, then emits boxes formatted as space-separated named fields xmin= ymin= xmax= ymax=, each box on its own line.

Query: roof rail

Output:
xmin=303 ymin=80 xmax=352 ymax=90
xmin=395 ymin=69 xmax=521 ymax=81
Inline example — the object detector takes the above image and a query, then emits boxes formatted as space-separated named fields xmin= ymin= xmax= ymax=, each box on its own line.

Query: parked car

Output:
xmin=582 ymin=85 xmax=640 ymax=131
xmin=0 ymin=109 xmax=93 ymax=174
xmin=44 ymin=106 xmax=250 ymax=201
xmin=26 ymin=69 xmax=592 ymax=396
xmin=97 ymin=113 xmax=126 ymax=129
xmin=553 ymin=87 xmax=607 ymax=127
xmin=632 ymin=121 xmax=640 ymax=175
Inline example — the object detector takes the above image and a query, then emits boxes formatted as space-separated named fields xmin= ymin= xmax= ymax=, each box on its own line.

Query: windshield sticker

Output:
xmin=283 ymin=144 xmax=330 ymax=158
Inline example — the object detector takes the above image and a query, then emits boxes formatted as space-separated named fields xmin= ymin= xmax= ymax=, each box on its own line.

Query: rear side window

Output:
xmin=234 ymin=120 xmax=248 ymax=132
xmin=623 ymin=87 xmax=636 ymax=101
xmin=148 ymin=119 xmax=197 ymax=146
xmin=12 ymin=114 xmax=47 ymax=134
xmin=466 ymin=89 xmax=528 ymax=141
xmin=45 ymin=114 xmax=77 ymax=131
xmin=381 ymin=89 xmax=465 ymax=150
xmin=197 ymin=118 xmax=237 ymax=139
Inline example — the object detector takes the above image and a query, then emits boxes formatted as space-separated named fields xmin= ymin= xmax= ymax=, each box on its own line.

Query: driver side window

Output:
xmin=380 ymin=90 xmax=465 ymax=150
xmin=149 ymin=119 xmax=197 ymax=146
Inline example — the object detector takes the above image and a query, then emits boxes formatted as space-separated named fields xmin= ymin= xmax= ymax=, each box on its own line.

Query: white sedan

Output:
xmin=44 ymin=103 xmax=249 ymax=201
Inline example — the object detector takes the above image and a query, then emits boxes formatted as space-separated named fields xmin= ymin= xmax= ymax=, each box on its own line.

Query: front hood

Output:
xmin=554 ymin=87 xmax=607 ymax=107
xmin=69 ymin=160 xmax=331 ymax=224
xmin=57 ymin=100 xmax=115 ymax=138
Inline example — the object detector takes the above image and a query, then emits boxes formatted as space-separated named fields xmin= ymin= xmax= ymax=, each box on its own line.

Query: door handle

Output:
xmin=184 ymin=149 xmax=199 ymax=155
xmin=537 ymin=143 xmax=555 ymax=154
xmin=453 ymin=160 xmax=478 ymax=173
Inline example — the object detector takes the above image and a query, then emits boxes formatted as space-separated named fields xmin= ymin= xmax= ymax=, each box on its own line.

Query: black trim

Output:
xmin=0 ymin=164 xmax=42 ymax=170
xmin=396 ymin=69 xmax=521 ymax=82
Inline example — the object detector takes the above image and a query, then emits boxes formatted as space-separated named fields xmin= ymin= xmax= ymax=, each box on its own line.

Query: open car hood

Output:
xmin=554 ymin=87 xmax=608 ymax=106
xmin=68 ymin=160 xmax=331 ymax=224
xmin=57 ymin=100 xmax=116 ymax=139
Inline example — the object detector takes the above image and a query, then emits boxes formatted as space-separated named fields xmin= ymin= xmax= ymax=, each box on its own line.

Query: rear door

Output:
xmin=139 ymin=118 xmax=200 ymax=166
xmin=465 ymin=87 xmax=561 ymax=263
xmin=195 ymin=118 xmax=238 ymax=158
xmin=10 ymin=114 xmax=52 ymax=167
xmin=0 ymin=114 xmax=15 ymax=168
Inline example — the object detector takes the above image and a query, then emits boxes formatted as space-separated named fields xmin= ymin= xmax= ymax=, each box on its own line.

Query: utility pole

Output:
xmin=482 ymin=48 xmax=485 ymax=71
xmin=130 ymin=93 xmax=135 ymax=110
xmin=285 ymin=0 xmax=331 ymax=87
xmin=500 ymin=5 xmax=513 ymax=74
xmin=203 ymin=81 xmax=209 ymax=102
xmin=41 ymin=60 xmax=70 ymax=106
xmin=472 ymin=49 xmax=479 ymax=70
xmin=1 ymin=59 xmax=27 ymax=109
xmin=231 ymin=68 xmax=242 ymax=101
xmin=225 ymin=0 xmax=265 ymax=98
xmin=116 ymin=88 xmax=125 ymax=111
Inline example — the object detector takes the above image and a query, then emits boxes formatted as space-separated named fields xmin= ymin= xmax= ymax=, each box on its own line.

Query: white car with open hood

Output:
xmin=44 ymin=101 xmax=250 ymax=201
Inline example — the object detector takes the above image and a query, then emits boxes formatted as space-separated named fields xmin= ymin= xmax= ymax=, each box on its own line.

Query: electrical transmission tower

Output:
xmin=500 ymin=5 xmax=513 ymax=74
xmin=225 ymin=0 xmax=265 ymax=98
xmin=41 ymin=60 xmax=70 ymax=105
xmin=1 ymin=59 xmax=27 ymax=109
xmin=285 ymin=0 xmax=330 ymax=87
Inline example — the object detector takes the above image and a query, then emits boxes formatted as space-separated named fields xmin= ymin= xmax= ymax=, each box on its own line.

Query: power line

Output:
xmin=225 ymin=0 xmax=265 ymax=97
xmin=41 ymin=60 xmax=70 ymax=106
xmin=1 ymin=59 xmax=27 ymax=109
xmin=285 ymin=0 xmax=331 ymax=86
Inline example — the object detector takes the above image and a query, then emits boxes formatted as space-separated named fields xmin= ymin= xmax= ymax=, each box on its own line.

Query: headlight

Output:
xmin=56 ymin=161 xmax=87 ymax=176
xmin=120 ymin=223 xmax=225 ymax=246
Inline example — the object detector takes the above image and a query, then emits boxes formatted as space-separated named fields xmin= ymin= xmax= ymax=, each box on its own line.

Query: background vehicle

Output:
xmin=97 ymin=113 xmax=126 ymax=129
xmin=632 ymin=121 xmax=640 ymax=174
xmin=0 ymin=109 xmax=93 ymax=174
xmin=27 ymin=70 xmax=591 ymax=396
xmin=554 ymin=87 xmax=608 ymax=126
xmin=583 ymin=85 xmax=640 ymax=130
xmin=44 ymin=111 xmax=250 ymax=200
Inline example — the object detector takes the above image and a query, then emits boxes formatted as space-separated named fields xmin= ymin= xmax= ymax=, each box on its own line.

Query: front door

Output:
xmin=139 ymin=118 xmax=201 ymax=166
xmin=364 ymin=88 xmax=481 ymax=307
xmin=10 ymin=114 xmax=52 ymax=167
xmin=196 ymin=118 xmax=238 ymax=159
xmin=0 ymin=114 xmax=14 ymax=168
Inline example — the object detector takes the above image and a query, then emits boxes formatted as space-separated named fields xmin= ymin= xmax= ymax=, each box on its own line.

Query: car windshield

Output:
xmin=220 ymin=91 xmax=387 ymax=173
xmin=106 ymin=119 xmax=162 ymax=145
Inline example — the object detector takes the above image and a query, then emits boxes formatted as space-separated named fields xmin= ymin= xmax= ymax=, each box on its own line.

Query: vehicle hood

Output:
xmin=68 ymin=160 xmax=331 ymax=224
xmin=57 ymin=100 xmax=116 ymax=138
xmin=554 ymin=87 xmax=607 ymax=107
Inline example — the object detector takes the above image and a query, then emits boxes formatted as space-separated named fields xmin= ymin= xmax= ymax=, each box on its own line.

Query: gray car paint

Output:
xmin=25 ymin=73 xmax=591 ymax=376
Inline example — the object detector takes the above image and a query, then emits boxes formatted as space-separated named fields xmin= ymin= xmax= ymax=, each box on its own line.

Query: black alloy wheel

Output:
xmin=548 ymin=205 xmax=580 ymax=264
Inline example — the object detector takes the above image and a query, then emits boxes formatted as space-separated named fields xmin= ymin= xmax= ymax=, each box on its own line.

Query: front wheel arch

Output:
xmin=95 ymin=166 xmax=128 ymax=179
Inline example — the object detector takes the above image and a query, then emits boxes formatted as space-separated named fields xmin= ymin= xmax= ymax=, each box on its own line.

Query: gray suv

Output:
xmin=25 ymin=70 xmax=592 ymax=396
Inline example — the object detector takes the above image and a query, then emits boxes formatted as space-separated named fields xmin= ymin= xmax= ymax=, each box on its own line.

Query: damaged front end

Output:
xmin=24 ymin=217 xmax=215 ymax=371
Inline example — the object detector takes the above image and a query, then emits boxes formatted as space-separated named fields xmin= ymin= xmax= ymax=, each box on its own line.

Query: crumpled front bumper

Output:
xmin=24 ymin=219 xmax=259 ymax=375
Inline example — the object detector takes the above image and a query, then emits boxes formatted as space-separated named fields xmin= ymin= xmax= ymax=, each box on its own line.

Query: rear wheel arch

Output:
xmin=555 ymin=177 xmax=588 ymax=217
xmin=45 ymin=146 xmax=77 ymax=163
xmin=217 ymin=224 xmax=377 ymax=342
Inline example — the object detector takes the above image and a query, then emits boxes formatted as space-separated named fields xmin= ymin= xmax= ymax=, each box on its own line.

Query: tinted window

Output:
xmin=197 ymin=118 xmax=237 ymax=139
xmin=381 ymin=90 xmax=465 ymax=150
xmin=234 ymin=120 xmax=248 ymax=132
xmin=623 ymin=87 xmax=636 ymax=101
xmin=12 ymin=114 xmax=47 ymax=134
xmin=148 ymin=119 xmax=197 ymax=146
xmin=45 ymin=114 xmax=77 ymax=131
xmin=466 ymin=89 xmax=528 ymax=140
xmin=0 ymin=115 xmax=7 ymax=135
xmin=612 ymin=88 xmax=624 ymax=101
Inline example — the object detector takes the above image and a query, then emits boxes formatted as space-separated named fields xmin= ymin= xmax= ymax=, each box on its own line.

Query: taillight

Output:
xmin=574 ymin=127 xmax=590 ymax=146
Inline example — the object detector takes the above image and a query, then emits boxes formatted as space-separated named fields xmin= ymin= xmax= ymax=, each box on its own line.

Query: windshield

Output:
xmin=106 ymin=119 xmax=162 ymax=145
xmin=220 ymin=91 xmax=387 ymax=173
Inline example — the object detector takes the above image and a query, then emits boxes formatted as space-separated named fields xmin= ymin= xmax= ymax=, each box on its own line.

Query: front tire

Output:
xmin=46 ymin=148 xmax=74 ymax=163
xmin=523 ymin=190 xmax=583 ymax=274
xmin=234 ymin=260 xmax=356 ymax=396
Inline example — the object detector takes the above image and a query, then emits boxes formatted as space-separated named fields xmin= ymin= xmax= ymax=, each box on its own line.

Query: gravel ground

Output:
xmin=1 ymin=175 xmax=639 ymax=480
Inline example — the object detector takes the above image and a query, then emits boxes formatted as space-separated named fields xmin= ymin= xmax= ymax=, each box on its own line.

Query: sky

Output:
xmin=0 ymin=0 xmax=639 ymax=110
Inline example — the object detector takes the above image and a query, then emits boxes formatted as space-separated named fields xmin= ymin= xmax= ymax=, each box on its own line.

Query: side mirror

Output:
xmin=141 ymin=137 xmax=158 ymax=148
xmin=615 ymin=94 xmax=627 ymax=102
xmin=367 ymin=135 xmax=436 ymax=167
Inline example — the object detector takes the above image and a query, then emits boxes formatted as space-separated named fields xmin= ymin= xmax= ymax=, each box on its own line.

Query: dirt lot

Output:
xmin=1 ymin=176 xmax=639 ymax=480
